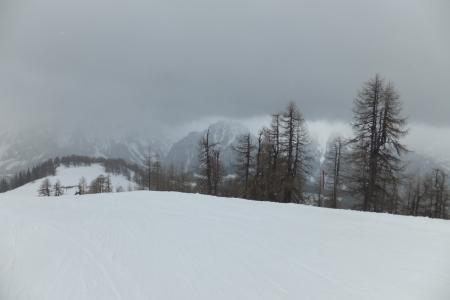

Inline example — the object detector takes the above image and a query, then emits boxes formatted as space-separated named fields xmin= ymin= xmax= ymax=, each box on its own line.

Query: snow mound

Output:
xmin=0 ymin=191 xmax=449 ymax=299
xmin=6 ymin=164 xmax=134 ymax=196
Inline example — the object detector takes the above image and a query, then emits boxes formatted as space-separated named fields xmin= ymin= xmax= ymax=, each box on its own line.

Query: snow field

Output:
xmin=0 ymin=189 xmax=449 ymax=299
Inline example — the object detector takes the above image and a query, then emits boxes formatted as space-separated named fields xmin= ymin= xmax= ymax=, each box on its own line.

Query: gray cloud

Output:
xmin=1 ymin=0 xmax=449 ymax=135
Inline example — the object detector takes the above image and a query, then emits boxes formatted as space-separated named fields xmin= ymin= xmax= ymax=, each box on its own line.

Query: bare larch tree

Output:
xmin=233 ymin=133 xmax=255 ymax=199
xmin=349 ymin=75 xmax=408 ymax=212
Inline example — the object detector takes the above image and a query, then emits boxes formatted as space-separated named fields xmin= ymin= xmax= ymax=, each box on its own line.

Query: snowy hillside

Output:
xmin=0 ymin=121 xmax=250 ymax=177
xmin=0 ymin=129 xmax=168 ymax=177
xmin=7 ymin=164 xmax=135 ymax=197
xmin=0 ymin=191 xmax=449 ymax=299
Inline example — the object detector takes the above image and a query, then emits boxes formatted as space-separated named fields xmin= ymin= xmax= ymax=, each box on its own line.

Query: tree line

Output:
xmin=0 ymin=159 xmax=57 ymax=193
xmin=197 ymin=75 xmax=449 ymax=219
xmin=2 ymin=75 xmax=448 ymax=220
xmin=38 ymin=174 xmax=115 ymax=197
xmin=197 ymin=102 xmax=310 ymax=203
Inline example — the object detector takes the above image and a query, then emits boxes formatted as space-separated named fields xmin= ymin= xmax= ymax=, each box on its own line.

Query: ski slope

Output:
xmin=0 ymin=191 xmax=449 ymax=299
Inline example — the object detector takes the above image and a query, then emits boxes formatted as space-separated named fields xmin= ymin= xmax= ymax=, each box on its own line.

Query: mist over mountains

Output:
xmin=1 ymin=118 xmax=447 ymax=181
xmin=0 ymin=128 xmax=167 ymax=176
xmin=0 ymin=120 xmax=317 ymax=177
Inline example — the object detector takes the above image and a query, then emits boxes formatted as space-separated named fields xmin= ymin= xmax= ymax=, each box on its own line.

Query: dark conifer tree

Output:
xmin=349 ymin=75 xmax=408 ymax=212
xmin=198 ymin=129 xmax=218 ymax=195
xmin=233 ymin=133 xmax=255 ymax=199
xmin=324 ymin=137 xmax=344 ymax=208
xmin=280 ymin=102 xmax=310 ymax=203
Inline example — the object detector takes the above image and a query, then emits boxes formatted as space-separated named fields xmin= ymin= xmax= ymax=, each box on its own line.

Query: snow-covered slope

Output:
xmin=7 ymin=164 xmax=135 ymax=196
xmin=0 ymin=129 xmax=168 ymax=177
xmin=0 ymin=191 xmax=449 ymax=299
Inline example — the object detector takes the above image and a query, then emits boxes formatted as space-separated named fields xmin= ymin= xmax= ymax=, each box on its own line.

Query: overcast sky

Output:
xmin=1 ymin=0 xmax=449 ymax=137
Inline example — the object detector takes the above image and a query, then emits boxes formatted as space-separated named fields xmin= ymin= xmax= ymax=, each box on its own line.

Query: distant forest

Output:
xmin=1 ymin=75 xmax=449 ymax=220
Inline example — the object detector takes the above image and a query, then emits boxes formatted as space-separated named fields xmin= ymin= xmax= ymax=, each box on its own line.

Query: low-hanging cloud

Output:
xmin=0 ymin=0 xmax=449 ymax=136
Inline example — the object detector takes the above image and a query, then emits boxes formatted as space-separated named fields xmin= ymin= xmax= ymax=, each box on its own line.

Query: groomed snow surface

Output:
xmin=1 ymin=167 xmax=450 ymax=299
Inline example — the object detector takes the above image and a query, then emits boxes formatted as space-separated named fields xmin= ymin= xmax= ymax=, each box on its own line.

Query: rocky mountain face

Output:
xmin=164 ymin=121 xmax=250 ymax=173
xmin=164 ymin=121 xmax=328 ymax=177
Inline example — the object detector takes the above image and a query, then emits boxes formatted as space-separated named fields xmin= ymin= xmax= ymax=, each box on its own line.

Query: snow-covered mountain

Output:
xmin=0 ymin=121 xmax=251 ymax=177
xmin=3 ymin=120 xmax=445 ymax=181
xmin=0 ymin=120 xmax=328 ymax=179
xmin=0 ymin=128 xmax=169 ymax=177
xmin=164 ymin=121 xmax=329 ymax=178
xmin=164 ymin=121 xmax=250 ymax=173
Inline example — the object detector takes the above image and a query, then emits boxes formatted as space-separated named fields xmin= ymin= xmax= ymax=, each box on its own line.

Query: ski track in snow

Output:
xmin=0 ymin=190 xmax=450 ymax=299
